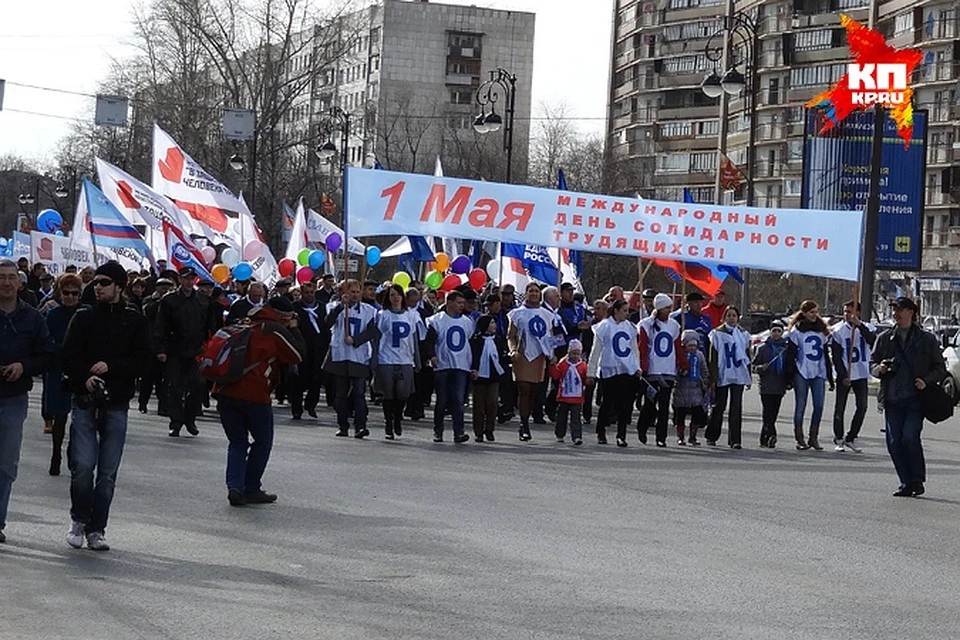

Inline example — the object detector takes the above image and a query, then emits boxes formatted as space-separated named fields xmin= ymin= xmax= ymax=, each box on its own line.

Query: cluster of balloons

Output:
xmin=0 ymin=238 xmax=10 ymax=257
xmin=419 ymin=251 xmax=487 ymax=293
xmin=201 ymin=240 xmax=266 ymax=284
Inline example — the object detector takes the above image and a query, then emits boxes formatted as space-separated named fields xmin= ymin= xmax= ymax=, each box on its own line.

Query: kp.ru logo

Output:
xmin=847 ymin=63 xmax=908 ymax=106
xmin=172 ymin=243 xmax=191 ymax=262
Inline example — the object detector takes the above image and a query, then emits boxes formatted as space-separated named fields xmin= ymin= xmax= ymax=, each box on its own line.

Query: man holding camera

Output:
xmin=871 ymin=297 xmax=946 ymax=498
xmin=61 ymin=261 xmax=151 ymax=550
xmin=0 ymin=259 xmax=53 ymax=544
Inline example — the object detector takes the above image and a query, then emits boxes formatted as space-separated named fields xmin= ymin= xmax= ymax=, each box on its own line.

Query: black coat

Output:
xmin=61 ymin=301 xmax=152 ymax=404
xmin=155 ymin=289 xmax=216 ymax=357
xmin=0 ymin=300 xmax=54 ymax=398
xmin=871 ymin=324 xmax=946 ymax=408
xmin=469 ymin=333 xmax=510 ymax=381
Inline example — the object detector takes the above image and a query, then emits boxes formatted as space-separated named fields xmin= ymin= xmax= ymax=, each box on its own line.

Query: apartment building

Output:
xmin=280 ymin=0 xmax=535 ymax=182
xmin=607 ymin=0 xmax=960 ymax=314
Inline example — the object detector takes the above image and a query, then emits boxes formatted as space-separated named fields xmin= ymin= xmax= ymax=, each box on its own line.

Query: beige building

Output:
xmin=607 ymin=0 xmax=960 ymax=315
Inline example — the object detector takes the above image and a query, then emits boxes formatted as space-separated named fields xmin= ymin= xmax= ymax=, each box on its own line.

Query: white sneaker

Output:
xmin=85 ymin=532 xmax=110 ymax=551
xmin=845 ymin=438 xmax=863 ymax=453
xmin=66 ymin=521 xmax=85 ymax=549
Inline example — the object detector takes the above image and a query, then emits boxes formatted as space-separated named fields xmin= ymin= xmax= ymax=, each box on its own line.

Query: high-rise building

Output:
xmin=287 ymin=0 xmax=535 ymax=182
xmin=606 ymin=0 xmax=960 ymax=314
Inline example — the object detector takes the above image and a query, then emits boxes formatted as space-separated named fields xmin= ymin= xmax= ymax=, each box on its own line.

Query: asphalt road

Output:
xmin=3 ymin=387 xmax=960 ymax=640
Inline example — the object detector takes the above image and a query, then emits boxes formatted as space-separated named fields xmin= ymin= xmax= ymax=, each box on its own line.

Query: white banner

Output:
xmin=306 ymin=209 xmax=365 ymax=255
xmin=12 ymin=231 xmax=31 ymax=261
xmin=31 ymin=231 xmax=97 ymax=275
xmin=345 ymin=168 xmax=865 ymax=281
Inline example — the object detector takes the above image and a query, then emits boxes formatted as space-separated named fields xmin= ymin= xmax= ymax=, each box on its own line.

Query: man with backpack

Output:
xmin=205 ymin=296 xmax=305 ymax=506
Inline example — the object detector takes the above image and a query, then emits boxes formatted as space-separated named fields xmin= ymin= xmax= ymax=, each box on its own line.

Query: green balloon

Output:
xmin=424 ymin=271 xmax=443 ymax=290
xmin=297 ymin=248 xmax=311 ymax=266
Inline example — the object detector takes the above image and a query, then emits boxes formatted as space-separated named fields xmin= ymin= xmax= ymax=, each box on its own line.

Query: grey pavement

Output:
xmin=3 ymin=387 xmax=960 ymax=640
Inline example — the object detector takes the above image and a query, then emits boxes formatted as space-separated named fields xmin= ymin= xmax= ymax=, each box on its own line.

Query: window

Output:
xmin=668 ymin=0 xmax=722 ymax=8
xmin=787 ymin=140 xmax=803 ymax=163
xmin=659 ymin=122 xmax=691 ymax=138
xmin=656 ymin=153 xmax=690 ymax=173
xmin=894 ymin=12 xmax=914 ymax=35
xmin=768 ymin=78 xmax=780 ymax=105
xmin=784 ymin=179 xmax=802 ymax=196
xmin=689 ymin=186 xmax=714 ymax=203
xmin=690 ymin=151 xmax=715 ymax=173
xmin=450 ymin=88 xmax=473 ymax=105
xmin=696 ymin=120 xmax=719 ymax=136
xmin=369 ymin=55 xmax=380 ymax=73
xmin=794 ymin=29 xmax=833 ymax=52
xmin=789 ymin=63 xmax=845 ymax=87
xmin=447 ymin=61 xmax=480 ymax=76
xmin=661 ymin=54 xmax=710 ymax=74
xmin=448 ymin=32 xmax=482 ymax=58
xmin=925 ymin=215 xmax=934 ymax=246
xmin=662 ymin=19 xmax=723 ymax=41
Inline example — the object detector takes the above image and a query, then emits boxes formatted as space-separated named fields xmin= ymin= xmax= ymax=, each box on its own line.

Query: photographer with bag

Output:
xmin=871 ymin=297 xmax=948 ymax=498
xmin=61 ymin=262 xmax=152 ymax=550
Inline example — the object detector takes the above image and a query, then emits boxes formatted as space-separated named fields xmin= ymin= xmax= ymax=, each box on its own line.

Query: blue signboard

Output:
xmin=802 ymin=109 xmax=926 ymax=271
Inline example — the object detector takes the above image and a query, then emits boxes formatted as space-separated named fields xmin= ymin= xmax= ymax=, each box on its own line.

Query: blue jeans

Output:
xmin=884 ymin=401 xmax=926 ymax=487
xmin=793 ymin=375 xmax=826 ymax=431
xmin=434 ymin=369 xmax=469 ymax=437
xmin=0 ymin=395 xmax=29 ymax=531
xmin=218 ymin=396 xmax=274 ymax=493
xmin=69 ymin=405 xmax=128 ymax=535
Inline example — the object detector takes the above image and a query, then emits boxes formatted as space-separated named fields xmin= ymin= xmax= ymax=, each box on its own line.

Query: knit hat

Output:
xmin=653 ymin=293 xmax=673 ymax=311
xmin=681 ymin=329 xmax=700 ymax=346
xmin=95 ymin=260 xmax=128 ymax=289
xmin=475 ymin=314 xmax=495 ymax=334
xmin=568 ymin=338 xmax=583 ymax=352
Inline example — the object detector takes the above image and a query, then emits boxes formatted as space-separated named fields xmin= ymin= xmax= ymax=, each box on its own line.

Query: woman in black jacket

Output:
xmin=470 ymin=314 xmax=509 ymax=442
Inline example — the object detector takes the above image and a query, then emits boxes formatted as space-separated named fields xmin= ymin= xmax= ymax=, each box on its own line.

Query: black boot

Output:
xmin=49 ymin=452 xmax=61 ymax=476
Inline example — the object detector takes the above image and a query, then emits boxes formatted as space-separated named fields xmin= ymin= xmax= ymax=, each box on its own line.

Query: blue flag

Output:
xmin=502 ymin=243 xmax=560 ymax=285
xmin=557 ymin=168 xmax=583 ymax=275
xmin=83 ymin=178 xmax=154 ymax=263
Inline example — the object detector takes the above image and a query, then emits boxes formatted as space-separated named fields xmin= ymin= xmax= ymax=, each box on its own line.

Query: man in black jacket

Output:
xmin=289 ymin=280 xmax=326 ymax=419
xmin=0 ymin=259 xmax=54 ymax=544
xmin=871 ymin=297 xmax=947 ymax=497
xmin=61 ymin=261 xmax=151 ymax=550
xmin=155 ymin=266 xmax=216 ymax=437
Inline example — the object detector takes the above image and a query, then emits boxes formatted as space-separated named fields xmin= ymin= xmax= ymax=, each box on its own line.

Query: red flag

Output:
xmin=719 ymin=153 xmax=746 ymax=191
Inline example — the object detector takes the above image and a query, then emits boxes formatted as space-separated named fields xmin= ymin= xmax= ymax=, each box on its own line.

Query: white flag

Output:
xmin=306 ymin=209 xmax=365 ymax=255
xmin=284 ymin=198 xmax=308 ymax=262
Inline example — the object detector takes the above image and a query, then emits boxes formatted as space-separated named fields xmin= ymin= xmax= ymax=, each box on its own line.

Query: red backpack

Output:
xmin=199 ymin=324 xmax=254 ymax=384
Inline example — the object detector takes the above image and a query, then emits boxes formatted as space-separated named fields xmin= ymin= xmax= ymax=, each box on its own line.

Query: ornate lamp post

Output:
xmin=474 ymin=68 xmax=517 ymax=183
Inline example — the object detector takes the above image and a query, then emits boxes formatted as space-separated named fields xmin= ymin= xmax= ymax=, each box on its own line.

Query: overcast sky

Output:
xmin=0 ymin=0 xmax=611 ymax=165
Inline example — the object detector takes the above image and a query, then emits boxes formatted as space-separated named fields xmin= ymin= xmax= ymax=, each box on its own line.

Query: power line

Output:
xmin=4 ymin=108 xmax=81 ymax=122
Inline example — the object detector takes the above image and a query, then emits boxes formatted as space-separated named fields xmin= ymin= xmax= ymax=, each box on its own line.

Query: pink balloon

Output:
xmin=201 ymin=246 xmax=216 ymax=265
xmin=296 ymin=266 xmax=314 ymax=284
xmin=243 ymin=240 xmax=263 ymax=262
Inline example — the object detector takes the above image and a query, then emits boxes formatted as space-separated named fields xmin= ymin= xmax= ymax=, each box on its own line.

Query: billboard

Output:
xmin=802 ymin=108 xmax=926 ymax=271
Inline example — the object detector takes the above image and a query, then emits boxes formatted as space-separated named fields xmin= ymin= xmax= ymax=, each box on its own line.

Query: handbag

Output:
xmin=894 ymin=334 xmax=955 ymax=423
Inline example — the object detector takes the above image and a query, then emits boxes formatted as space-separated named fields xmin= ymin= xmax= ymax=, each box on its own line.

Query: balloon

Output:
xmin=55 ymin=230 xmax=65 ymax=237
xmin=432 ymin=252 xmax=450 ymax=273
xmin=366 ymin=246 xmax=381 ymax=267
xmin=297 ymin=248 xmax=311 ymax=266
xmin=201 ymin=246 xmax=217 ymax=265
xmin=232 ymin=262 xmax=253 ymax=281
xmin=424 ymin=271 xmax=443 ymax=290
xmin=243 ymin=240 xmax=264 ymax=262
xmin=392 ymin=271 xmax=411 ymax=290
xmin=451 ymin=255 xmax=471 ymax=275
xmin=325 ymin=232 xmax=342 ymax=253
xmin=468 ymin=268 xmax=487 ymax=290
xmin=0 ymin=238 xmax=7 ymax=248
xmin=211 ymin=264 xmax=230 ymax=284
xmin=36 ymin=209 xmax=63 ymax=233
xmin=441 ymin=274 xmax=461 ymax=292
xmin=221 ymin=247 xmax=240 ymax=268
xmin=278 ymin=258 xmax=296 ymax=278
xmin=296 ymin=266 xmax=314 ymax=285
xmin=308 ymin=250 xmax=326 ymax=270
xmin=486 ymin=260 xmax=502 ymax=281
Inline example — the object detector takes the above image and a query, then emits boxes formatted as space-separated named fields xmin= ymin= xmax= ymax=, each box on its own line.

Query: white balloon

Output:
xmin=221 ymin=247 xmax=241 ymax=268
xmin=486 ymin=260 xmax=502 ymax=281
xmin=243 ymin=240 xmax=264 ymax=262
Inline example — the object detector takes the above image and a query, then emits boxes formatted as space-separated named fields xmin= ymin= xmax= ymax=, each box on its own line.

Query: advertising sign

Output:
xmin=802 ymin=109 xmax=926 ymax=271
xmin=346 ymin=167 xmax=865 ymax=281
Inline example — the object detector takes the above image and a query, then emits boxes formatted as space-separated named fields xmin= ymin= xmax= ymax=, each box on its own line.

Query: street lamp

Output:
xmin=316 ymin=106 xmax=351 ymax=277
xmin=474 ymin=68 xmax=517 ymax=183
xmin=229 ymin=154 xmax=246 ymax=172
xmin=315 ymin=141 xmax=338 ymax=161
xmin=702 ymin=10 xmax=759 ymax=311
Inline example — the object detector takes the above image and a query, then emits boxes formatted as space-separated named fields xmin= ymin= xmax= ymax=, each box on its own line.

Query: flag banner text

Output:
xmin=345 ymin=167 xmax=865 ymax=281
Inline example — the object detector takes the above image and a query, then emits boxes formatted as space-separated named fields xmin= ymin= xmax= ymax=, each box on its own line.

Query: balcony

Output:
xmin=445 ymin=73 xmax=476 ymax=86
xmin=929 ymin=147 xmax=950 ymax=166
xmin=928 ymin=190 xmax=951 ymax=207
xmin=792 ymin=46 xmax=850 ymax=65
xmin=657 ymin=104 xmax=718 ymax=120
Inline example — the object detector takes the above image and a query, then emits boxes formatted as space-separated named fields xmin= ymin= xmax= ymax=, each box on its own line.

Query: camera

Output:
xmin=881 ymin=358 xmax=898 ymax=375
xmin=75 ymin=378 xmax=111 ymax=410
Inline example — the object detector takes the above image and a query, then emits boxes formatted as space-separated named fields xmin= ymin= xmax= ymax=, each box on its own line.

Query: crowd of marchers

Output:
xmin=0 ymin=256 xmax=946 ymax=550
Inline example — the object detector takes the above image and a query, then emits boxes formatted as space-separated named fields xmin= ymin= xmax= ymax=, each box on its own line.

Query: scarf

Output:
xmin=688 ymin=352 xmax=702 ymax=381
xmin=301 ymin=303 xmax=320 ymax=333
xmin=478 ymin=335 xmax=504 ymax=378
xmin=561 ymin=360 xmax=584 ymax=398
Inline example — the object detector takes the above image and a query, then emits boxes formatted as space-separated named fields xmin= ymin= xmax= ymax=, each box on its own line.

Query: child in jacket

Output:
xmin=673 ymin=330 xmax=709 ymax=446
xmin=549 ymin=339 xmax=589 ymax=445
xmin=470 ymin=315 xmax=510 ymax=442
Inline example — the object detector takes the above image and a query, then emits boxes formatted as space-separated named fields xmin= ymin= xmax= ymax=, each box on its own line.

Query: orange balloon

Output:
xmin=433 ymin=252 xmax=450 ymax=272
xmin=211 ymin=264 xmax=230 ymax=284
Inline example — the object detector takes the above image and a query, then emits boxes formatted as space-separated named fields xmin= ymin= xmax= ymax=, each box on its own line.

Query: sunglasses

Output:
xmin=61 ymin=290 xmax=81 ymax=297
xmin=93 ymin=278 xmax=114 ymax=287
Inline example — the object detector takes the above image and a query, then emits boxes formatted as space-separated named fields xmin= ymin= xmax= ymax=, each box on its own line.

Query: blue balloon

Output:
xmin=308 ymin=250 xmax=325 ymax=270
xmin=55 ymin=230 xmax=65 ymax=237
xmin=366 ymin=246 xmax=381 ymax=267
xmin=231 ymin=262 xmax=253 ymax=281
xmin=37 ymin=209 xmax=63 ymax=234
xmin=0 ymin=238 xmax=8 ymax=248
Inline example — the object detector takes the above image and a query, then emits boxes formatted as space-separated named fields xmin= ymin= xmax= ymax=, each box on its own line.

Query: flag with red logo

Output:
xmin=163 ymin=220 xmax=216 ymax=283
